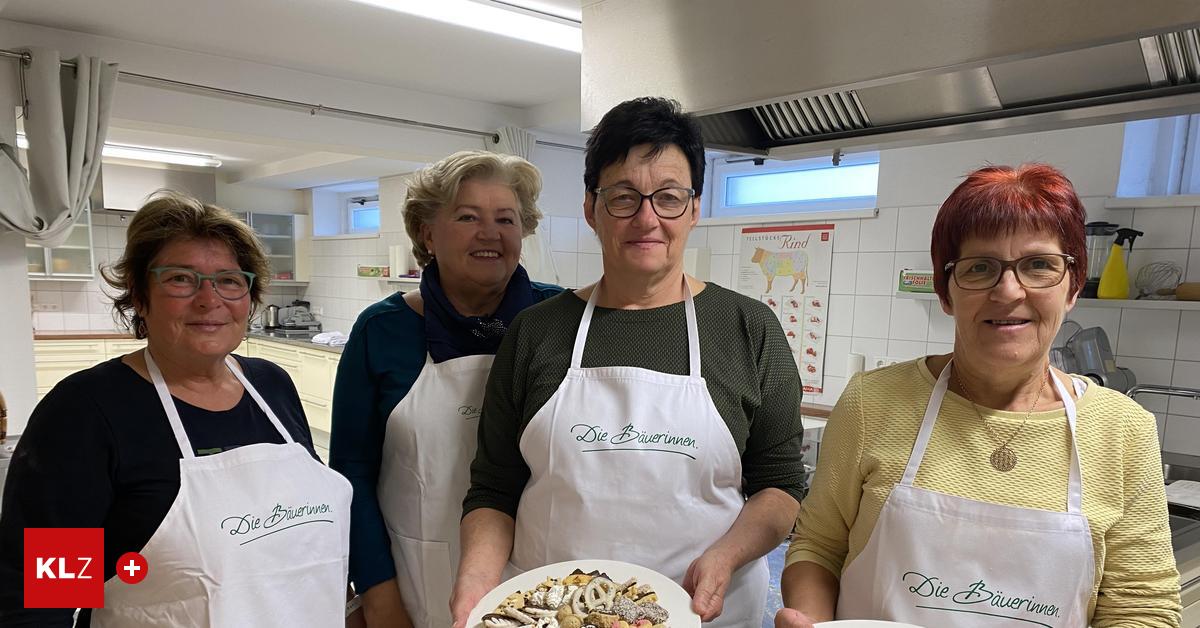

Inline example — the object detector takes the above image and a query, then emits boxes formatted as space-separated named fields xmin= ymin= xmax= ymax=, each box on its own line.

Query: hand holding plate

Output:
xmin=775 ymin=607 xmax=818 ymax=628
xmin=682 ymin=547 xmax=735 ymax=621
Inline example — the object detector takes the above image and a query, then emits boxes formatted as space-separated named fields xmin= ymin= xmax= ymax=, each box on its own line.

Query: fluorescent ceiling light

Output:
xmin=15 ymin=133 xmax=223 ymax=168
xmin=349 ymin=0 xmax=581 ymax=53
xmin=498 ymin=1 xmax=582 ymax=22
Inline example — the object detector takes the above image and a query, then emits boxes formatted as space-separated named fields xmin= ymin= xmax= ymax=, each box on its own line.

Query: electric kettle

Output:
xmin=262 ymin=304 xmax=280 ymax=329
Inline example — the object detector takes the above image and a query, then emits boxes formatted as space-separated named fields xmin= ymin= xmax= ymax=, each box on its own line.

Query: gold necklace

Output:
xmin=952 ymin=365 xmax=1048 ymax=472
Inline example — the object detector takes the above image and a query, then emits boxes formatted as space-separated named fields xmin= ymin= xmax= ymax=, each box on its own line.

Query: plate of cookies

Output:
xmin=467 ymin=559 xmax=700 ymax=628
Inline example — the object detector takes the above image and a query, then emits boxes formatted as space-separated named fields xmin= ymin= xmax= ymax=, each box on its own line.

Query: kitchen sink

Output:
xmin=1172 ymin=514 xmax=1200 ymax=536
xmin=1161 ymin=452 xmax=1200 ymax=553
xmin=1165 ymin=454 xmax=1200 ymax=484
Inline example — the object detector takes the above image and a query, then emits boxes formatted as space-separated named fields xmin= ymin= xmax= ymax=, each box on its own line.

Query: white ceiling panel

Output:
xmin=1 ymin=0 xmax=581 ymax=107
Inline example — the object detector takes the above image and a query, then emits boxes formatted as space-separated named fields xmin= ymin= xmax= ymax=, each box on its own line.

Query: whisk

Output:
xmin=1134 ymin=261 xmax=1183 ymax=299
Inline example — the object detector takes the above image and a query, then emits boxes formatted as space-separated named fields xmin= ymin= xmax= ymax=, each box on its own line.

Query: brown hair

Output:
xmin=101 ymin=190 xmax=269 ymax=338
xmin=403 ymin=150 xmax=543 ymax=266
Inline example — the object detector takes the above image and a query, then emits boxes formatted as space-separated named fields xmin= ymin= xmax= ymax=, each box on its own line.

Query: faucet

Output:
xmin=1126 ymin=384 xmax=1200 ymax=400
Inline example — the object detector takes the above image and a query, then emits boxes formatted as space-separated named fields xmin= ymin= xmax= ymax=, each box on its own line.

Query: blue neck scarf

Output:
xmin=420 ymin=260 xmax=535 ymax=363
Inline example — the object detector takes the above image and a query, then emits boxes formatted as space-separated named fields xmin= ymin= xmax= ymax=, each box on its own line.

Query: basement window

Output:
xmin=347 ymin=199 xmax=381 ymax=233
xmin=1116 ymin=113 xmax=1200 ymax=197
xmin=710 ymin=152 xmax=879 ymax=219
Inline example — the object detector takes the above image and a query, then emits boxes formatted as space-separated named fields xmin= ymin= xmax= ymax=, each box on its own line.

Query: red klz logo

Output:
xmin=24 ymin=528 xmax=104 ymax=608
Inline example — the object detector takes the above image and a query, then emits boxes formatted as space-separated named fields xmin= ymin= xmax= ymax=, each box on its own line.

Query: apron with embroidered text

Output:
xmin=92 ymin=349 xmax=352 ymax=627
xmin=510 ymin=278 xmax=769 ymax=628
xmin=378 ymin=352 xmax=494 ymax=628
xmin=836 ymin=359 xmax=1094 ymax=627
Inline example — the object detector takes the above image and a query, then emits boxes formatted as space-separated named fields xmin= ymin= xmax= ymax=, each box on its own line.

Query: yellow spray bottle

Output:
xmin=1097 ymin=228 xmax=1143 ymax=299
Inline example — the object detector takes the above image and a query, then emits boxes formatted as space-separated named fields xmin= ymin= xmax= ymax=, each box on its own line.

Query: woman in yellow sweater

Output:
xmin=777 ymin=163 xmax=1180 ymax=627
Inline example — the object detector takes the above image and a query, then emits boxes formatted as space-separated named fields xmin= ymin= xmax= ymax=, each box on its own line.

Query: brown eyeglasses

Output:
xmin=944 ymin=254 xmax=1075 ymax=290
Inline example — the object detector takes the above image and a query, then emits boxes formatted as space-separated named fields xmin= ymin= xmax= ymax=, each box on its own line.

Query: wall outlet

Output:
xmin=872 ymin=356 xmax=900 ymax=370
xmin=32 ymin=303 xmax=61 ymax=312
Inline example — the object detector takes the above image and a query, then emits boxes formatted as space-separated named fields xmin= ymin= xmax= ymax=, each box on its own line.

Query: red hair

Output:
xmin=931 ymin=163 xmax=1087 ymax=303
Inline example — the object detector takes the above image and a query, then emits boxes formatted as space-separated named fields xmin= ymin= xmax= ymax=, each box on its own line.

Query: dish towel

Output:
xmin=311 ymin=331 xmax=349 ymax=346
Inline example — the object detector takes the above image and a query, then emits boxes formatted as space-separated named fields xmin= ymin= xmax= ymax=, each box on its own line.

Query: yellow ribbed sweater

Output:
xmin=786 ymin=358 xmax=1181 ymax=627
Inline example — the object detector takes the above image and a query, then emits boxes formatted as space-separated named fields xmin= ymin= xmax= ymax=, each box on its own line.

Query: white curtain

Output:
xmin=0 ymin=47 xmax=118 ymax=247
xmin=489 ymin=126 xmax=560 ymax=285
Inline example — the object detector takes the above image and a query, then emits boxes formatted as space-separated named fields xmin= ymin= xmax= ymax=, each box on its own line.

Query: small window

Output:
xmin=350 ymin=204 xmax=380 ymax=232
xmin=345 ymin=196 xmax=380 ymax=234
xmin=711 ymin=152 xmax=879 ymax=219
xmin=1117 ymin=114 xmax=1200 ymax=197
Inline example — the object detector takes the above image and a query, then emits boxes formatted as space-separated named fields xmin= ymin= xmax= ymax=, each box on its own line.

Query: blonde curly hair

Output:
xmin=403 ymin=150 xmax=543 ymax=267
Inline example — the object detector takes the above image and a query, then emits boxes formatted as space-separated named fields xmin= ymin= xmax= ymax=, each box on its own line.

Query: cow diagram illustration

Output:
xmin=750 ymin=247 xmax=809 ymax=292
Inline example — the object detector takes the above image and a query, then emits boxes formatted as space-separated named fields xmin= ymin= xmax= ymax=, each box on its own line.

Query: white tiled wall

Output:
xmin=297 ymin=172 xmax=414 ymax=335
xmin=297 ymin=235 xmax=404 ymax=335
xmin=1062 ymin=202 xmax=1200 ymax=451
xmin=537 ymin=123 xmax=1200 ymax=455
xmin=30 ymin=211 xmax=301 ymax=333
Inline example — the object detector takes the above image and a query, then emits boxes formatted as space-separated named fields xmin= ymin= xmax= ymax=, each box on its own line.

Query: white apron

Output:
xmin=93 ymin=349 xmax=353 ymax=628
xmin=836 ymin=359 xmax=1095 ymax=627
xmin=510 ymin=279 xmax=769 ymax=628
xmin=378 ymin=353 xmax=494 ymax=628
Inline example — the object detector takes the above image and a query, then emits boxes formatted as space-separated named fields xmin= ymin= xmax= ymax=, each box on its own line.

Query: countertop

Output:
xmin=34 ymin=330 xmax=135 ymax=340
xmin=1158 ymin=452 xmax=1200 ymax=609
xmin=34 ymin=329 xmax=344 ymax=354
xmin=244 ymin=330 xmax=344 ymax=354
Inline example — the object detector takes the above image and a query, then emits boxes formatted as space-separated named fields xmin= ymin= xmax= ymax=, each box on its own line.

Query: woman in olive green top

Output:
xmin=451 ymin=97 xmax=805 ymax=628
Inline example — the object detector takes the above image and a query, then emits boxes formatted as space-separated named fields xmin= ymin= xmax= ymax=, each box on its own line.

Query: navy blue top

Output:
xmin=0 ymin=355 xmax=317 ymax=627
xmin=330 ymin=283 xmax=561 ymax=592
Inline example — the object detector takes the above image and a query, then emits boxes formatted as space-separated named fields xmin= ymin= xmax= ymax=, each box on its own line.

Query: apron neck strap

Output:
xmin=899 ymin=360 xmax=951 ymax=486
xmin=901 ymin=358 xmax=1084 ymax=513
xmin=571 ymin=276 xmax=701 ymax=377
xmin=1053 ymin=371 xmax=1084 ymax=514
xmin=144 ymin=348 xmax=296 ymax=460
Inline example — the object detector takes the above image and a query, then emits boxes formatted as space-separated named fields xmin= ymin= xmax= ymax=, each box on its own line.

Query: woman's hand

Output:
xmin=775 ymin=607 xmax=819 ymax=628
xmin=450 ymin=571 xmax=498 ymax=628
xmin=682 ymin=547 xmax=736 ymax=622
xmin=453 ymin=508 xmax=516 ymax=628
xmin=360 ymin=579 xmax=414 ymax=628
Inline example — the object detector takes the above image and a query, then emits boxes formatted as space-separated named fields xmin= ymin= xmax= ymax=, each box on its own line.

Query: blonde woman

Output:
xmin=330 ymin=151 xmax=561 ymax=628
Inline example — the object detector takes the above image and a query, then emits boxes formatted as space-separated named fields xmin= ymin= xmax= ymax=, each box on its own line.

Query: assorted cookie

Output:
xmin=479 ymin=568 xmax=670 ymax=628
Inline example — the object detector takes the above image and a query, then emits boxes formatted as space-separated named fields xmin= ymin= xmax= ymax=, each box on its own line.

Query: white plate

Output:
xmin=466 ymin=559 xmax=701 ymax=627
xmin=815 ymin=621 xmax=925 ymax=628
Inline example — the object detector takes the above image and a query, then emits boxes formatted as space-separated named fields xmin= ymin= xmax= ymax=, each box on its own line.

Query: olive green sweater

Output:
xmin=464 ymin=283 xmax=806 ymax=518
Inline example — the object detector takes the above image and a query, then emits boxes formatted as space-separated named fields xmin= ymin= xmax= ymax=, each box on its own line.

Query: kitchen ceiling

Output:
xmin=1 ymin=0 xmax=579 ymax=187
xmin=0 ymin=0 xmax=581 ymax=108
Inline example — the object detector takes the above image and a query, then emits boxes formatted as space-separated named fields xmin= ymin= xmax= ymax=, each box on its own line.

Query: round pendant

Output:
xmin=990 ymin=446 xmax=1018 ymax=472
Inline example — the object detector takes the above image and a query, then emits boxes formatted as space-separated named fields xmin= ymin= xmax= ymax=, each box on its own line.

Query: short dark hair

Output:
xmin=584 ymin=97 xmax=706 ymax=195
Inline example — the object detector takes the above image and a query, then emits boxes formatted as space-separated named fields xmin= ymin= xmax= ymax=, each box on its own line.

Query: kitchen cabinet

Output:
xmin=33 ymin=338 xmax=148 ymax=398
xmin=26 ymin=209 xmax=96 ymax=280
xmin=233 ymin=212 xmax=312 ymax=284
xmin=33 ymin=336 xmax=336 ymax=428
xmin=243 ymin=338 xmax=338 ymax=434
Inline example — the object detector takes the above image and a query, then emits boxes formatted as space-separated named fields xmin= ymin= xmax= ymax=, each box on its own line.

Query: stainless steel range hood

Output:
xmin=581 ymin=0 xmax=1200 ymax=157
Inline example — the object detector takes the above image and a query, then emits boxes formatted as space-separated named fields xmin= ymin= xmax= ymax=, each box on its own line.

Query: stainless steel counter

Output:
xmin=245 ymin=330 xmax=344 ymax=354
xmin=1161 ymin=452 xmax=1200 ymax=618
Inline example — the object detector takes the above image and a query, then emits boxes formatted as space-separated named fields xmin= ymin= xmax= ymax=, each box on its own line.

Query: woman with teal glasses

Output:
xmin=0 ymin=191 xmax=351 ymax=627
